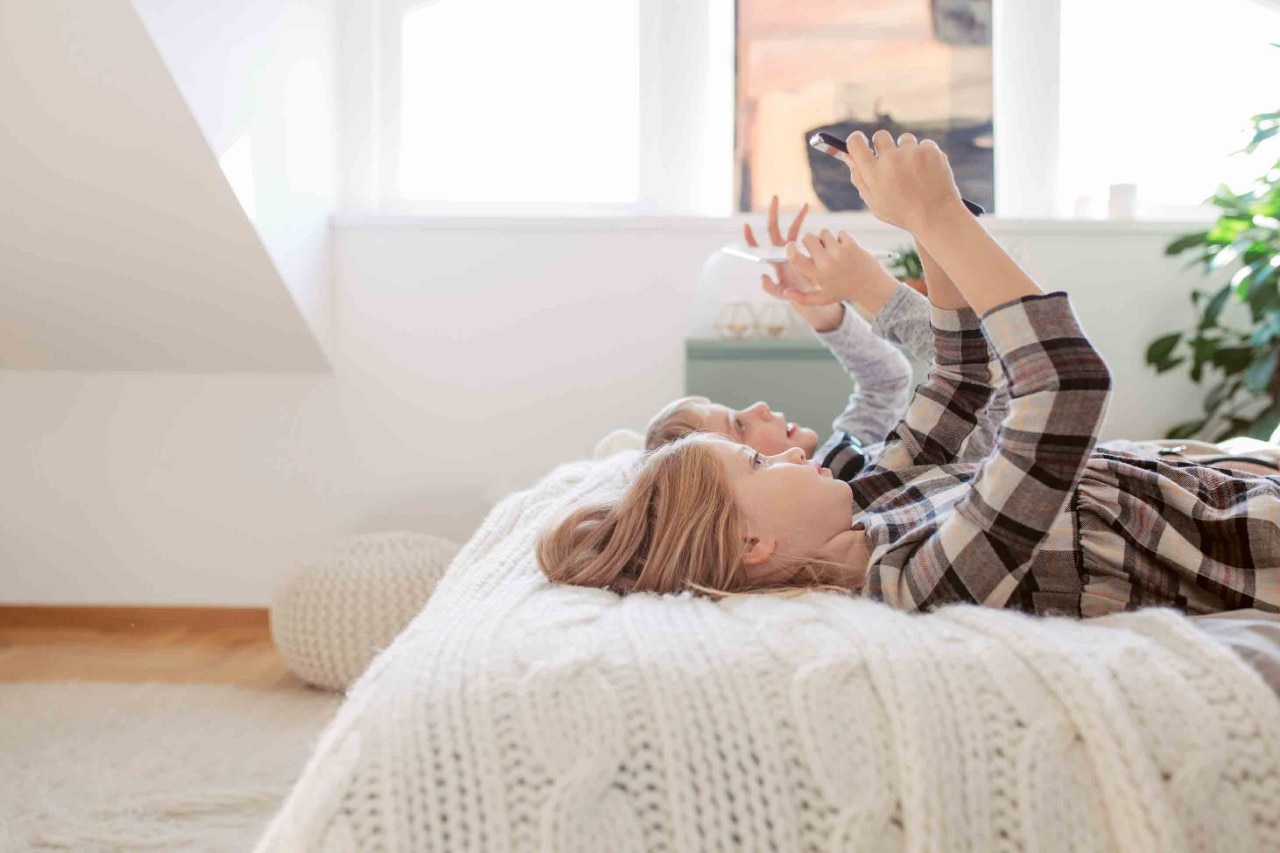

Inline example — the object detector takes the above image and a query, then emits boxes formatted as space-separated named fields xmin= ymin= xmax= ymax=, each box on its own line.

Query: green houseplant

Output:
xmin=1146 ymin=96 xmax=1280 ymax=440
xmin=889 ymin=244 xmax=927 ymax=295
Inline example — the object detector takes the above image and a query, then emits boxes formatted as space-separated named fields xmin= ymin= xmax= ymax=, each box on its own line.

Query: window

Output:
xmin=339 ymin=0 xmax=1279 ymax=220
xmin=344 ymin=0 xmax=733 ymax=216
xmin=1056 ymin=0 xmax=1280 ymax=218
xmin=397 ymin=0 xmax=640 ymax=206
xmin=734 ymin=0 xmax=994 ymax=214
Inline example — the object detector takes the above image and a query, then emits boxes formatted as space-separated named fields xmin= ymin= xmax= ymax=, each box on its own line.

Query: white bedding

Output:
xmin=259 ymin=447 xmax=1280 ymax=852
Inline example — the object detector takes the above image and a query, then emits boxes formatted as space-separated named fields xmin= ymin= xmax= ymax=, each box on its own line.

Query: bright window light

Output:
xmin=285 ymin=61 xmax=335 ymax=198
xmin=397 ymin=0 xmax=640 ymax=205
xmin=1058 ymin=0 xmax=1280 ymax=217
xmin=219 ymin=134 xmax=257 ymax=221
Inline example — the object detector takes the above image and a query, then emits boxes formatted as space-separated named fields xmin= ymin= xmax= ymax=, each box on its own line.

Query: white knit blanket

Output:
xmin=260 ymin=449 xmax=1280 ymax=852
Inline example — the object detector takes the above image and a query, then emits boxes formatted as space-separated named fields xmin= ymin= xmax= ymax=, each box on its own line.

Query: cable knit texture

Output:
xmin=259 ymin=451 xmax=1280 ymax=851
xmin=270 ymin=531 xmax=461 ymax=691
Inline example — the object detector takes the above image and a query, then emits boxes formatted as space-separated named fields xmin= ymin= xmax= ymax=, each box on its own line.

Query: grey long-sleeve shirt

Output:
xmin=812 ymin=285 xmax=1011 ymax=478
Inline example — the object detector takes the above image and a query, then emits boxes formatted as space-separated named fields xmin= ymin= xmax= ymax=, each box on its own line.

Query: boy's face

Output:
xmin=695 ymin=400 xmax=820 ymax=458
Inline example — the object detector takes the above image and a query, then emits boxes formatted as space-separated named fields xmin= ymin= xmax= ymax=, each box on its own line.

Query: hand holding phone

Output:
xmin=809 ymin=132 xmax=984 ymax=217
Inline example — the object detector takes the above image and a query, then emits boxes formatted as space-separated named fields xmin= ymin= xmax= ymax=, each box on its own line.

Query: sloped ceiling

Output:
xmin=0 ymin=0 xmax=330 ymax=370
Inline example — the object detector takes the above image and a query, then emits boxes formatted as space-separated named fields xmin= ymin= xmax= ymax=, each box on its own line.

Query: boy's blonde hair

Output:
xmin=537 ymin=434 xmax=851 ymax=599
xmin=644 ymin=395 xmax=711 ymax=451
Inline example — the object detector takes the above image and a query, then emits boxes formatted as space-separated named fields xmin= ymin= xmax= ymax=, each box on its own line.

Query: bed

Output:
xmin=258 ymin=437 xmax=1280 ymax=852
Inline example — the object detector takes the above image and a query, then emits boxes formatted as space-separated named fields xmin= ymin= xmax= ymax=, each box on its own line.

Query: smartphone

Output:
xmin=808 ymin=132 xmax=985 ymax=217
xmin=722 ymin=243 xmax=899 ymax=265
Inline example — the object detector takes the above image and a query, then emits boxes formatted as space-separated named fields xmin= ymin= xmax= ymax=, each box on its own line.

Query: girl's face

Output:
xmin=704 ymin=438 xmax=853 ymax=581
xmin=696 ymin=400 xmax=820 ymax=458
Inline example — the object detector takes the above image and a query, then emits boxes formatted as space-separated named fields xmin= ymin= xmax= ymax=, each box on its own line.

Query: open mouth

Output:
xmin=786 ymin=422 xmax=796 ymax=437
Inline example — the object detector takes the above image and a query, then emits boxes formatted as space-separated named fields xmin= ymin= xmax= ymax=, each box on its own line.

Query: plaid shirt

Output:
xmin=815 ymin=287 xmax=1010 ymax=481
xmin=850 ymin=292 xmax=1280 ymax=617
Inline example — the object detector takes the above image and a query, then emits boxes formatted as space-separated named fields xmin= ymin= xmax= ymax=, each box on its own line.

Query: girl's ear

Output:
xmin=741 ymin=535 xmax=778 ymax=567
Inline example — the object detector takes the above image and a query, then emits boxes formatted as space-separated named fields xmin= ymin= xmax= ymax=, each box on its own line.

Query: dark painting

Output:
xmin=736 ymin=0 xmax=994 ymax=214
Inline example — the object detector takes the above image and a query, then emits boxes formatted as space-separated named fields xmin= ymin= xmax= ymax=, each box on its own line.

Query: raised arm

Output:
xmin=867 ymin=297 xmax=1001 ymax=470
xmin=784 ymin=232 xmax=1002 ymax=468
xmin=911 ymin=236 xmax=1010 ymax=461
xmin=835 ymin=131 xmax=1110 ymax=609
xmin=863 ymin=293 xmax=1111 ymax=610
xmin=751 ymin=200 xmax=915 ymax=443
xmin=843 ymin=130 xmax=1042 ymax=314
xmin=812 ymin=306 xmax=913 ymax=443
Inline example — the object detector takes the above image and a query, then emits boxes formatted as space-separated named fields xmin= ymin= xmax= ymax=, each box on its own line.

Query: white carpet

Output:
xmin=0 ymin=682 xmax=340 ymax=852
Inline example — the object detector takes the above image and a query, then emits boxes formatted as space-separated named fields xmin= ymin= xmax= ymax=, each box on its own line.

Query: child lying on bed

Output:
xmin=539 ymin=130 xmax=1280 ymax=617
xmin=649 ymin=196 xmax=1277 ymax=480
xmin=646 ymin=195 xmax=985 ymax=477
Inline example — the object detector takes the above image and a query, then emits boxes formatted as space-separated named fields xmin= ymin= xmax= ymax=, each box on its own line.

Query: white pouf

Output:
xmin=270 ymin=531 xmax=460 ymax=691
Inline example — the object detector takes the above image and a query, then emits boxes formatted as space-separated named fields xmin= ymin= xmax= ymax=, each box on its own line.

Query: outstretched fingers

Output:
xmin=748 ymin=196 xmax=809 ymax=248
xmin=766 ymin=195 xmax=783 ymax=245
xmin=785 ymin=202 xmax=809 ymax=243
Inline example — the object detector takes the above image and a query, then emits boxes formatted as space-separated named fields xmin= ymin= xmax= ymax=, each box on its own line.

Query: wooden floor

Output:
xmin=0 ymin=607 xmax=303 ymax=689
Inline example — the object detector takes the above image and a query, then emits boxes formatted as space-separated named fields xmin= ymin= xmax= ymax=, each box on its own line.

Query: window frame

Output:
xmin=336 ymin=0 xmax=1258 ymax=221
xmin=348 ymin=0 xmax=713 ymax=217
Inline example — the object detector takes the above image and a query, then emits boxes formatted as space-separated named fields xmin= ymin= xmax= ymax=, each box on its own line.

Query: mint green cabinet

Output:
xmin=684 ymin=338 xmax=852 ymax=435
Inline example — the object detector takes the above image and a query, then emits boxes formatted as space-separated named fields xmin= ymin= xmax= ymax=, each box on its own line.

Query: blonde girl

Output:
xmin=540 ymin=132 xmax=1280 ymax=618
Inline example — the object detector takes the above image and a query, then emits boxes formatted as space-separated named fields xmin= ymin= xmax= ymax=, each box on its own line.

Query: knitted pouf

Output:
xmin=270 ymin=531 xmax=460 ymax=691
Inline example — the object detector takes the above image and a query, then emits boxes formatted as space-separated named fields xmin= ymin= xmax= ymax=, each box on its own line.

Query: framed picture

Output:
xmin=734 ymin=0 xmax=994 ymax=213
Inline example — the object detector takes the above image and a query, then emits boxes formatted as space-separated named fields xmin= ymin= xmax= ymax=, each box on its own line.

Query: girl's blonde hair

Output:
xmin=644 ymin=395 xmax=711 ymax=451
xmin=537 ymin=434 xmax=850 ymax=599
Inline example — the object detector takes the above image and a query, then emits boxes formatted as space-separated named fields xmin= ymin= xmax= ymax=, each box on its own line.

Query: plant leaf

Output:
xmin=1204 ymin=378 xmax=1240 ymax=414
xmin=1247 ymin=277 xmax=1280 ymax=320
xmin=1244 ymin=126 xmax=1280 ymax=155
xmin=1212 ymin=345 xmax=1254 ymax=374
xmin=1165 ymin=231 xmax=1209 ymax=255
xmin=1145 ymin=332 xmax=1182 ymax=366
xmin=1207 ymin=218 xmax=1254 ymax=248
xmin=1246 ymin=397 xmax=1280 ymax=440
xmin=1168 ymin=418 xmax=1208 ymax=440
xmin=1244 ymin=349 xmax=1280 ymax=393
xmin=1200 ymin=283 xmax=1232 ymax=329
xmin=1251 ymin=310 xmax=1280 ymax=346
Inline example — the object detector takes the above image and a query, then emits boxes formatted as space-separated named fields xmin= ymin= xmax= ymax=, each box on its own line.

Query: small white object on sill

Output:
xmin=1072 ymin=194 xmax=1099 ymax=219
xmin=1108 ymin=183 xmax=1139 ymax=219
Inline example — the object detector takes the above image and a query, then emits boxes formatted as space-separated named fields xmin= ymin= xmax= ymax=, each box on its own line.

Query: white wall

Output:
xmin=0 ymin=216 xmax=1213 ymax=605
xmin=132 ymin=0 xmax=339 ymax=358
xmin=0 ymin=0 xmax=329 ymax=370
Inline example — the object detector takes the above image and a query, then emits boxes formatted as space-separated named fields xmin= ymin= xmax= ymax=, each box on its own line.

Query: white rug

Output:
xmin=0 ymin=682 xmax=340 ymax=852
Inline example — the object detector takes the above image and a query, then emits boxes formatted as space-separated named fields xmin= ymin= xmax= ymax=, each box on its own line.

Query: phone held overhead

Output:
xmin=808 ymin=132 xmax=985 ymax=217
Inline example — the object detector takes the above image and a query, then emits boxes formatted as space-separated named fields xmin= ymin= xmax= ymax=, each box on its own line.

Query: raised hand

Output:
xmin=781 ymin=230 xmax=900 ymax=317
xmin=747 ymin=195 xmax=847 ymax=331
xmin=745 ymin=195 xmax=811 ymax=295
xmin=841 ymin=131 xmax=966 ymax=232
